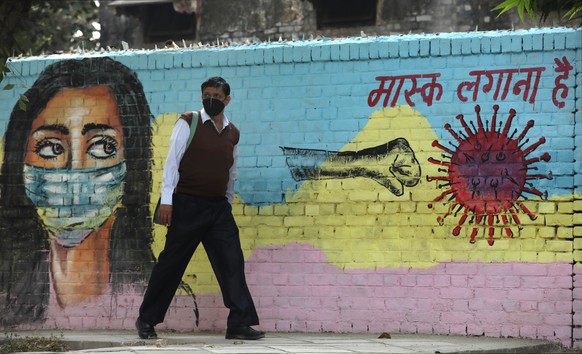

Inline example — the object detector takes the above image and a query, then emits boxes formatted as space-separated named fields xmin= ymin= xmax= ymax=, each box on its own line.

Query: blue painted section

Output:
xmin=0 ymin=28 xmax=579 ymax=205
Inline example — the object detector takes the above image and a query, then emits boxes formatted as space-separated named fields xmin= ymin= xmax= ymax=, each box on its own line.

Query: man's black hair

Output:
xmin=201 ymin=76 xmax=230 ymax=97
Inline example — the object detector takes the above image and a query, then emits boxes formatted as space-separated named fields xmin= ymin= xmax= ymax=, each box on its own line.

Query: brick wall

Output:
xmin=0 ymin=27 xmax=580 ymax=348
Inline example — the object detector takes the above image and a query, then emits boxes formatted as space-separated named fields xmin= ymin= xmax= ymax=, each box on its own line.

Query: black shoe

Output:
xmin=225 ymin=326 xmax=265 ymax=340
xmin=136 ymin=317 xmax=157 ymax=339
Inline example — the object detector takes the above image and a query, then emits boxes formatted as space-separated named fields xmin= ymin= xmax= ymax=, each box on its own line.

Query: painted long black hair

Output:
xmin=0 ymin=57 xmax=155 ymax=326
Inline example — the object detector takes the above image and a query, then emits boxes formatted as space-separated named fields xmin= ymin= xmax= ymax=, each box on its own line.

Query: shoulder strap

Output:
xmin=186 ymin=110 xmax=200 ymax=148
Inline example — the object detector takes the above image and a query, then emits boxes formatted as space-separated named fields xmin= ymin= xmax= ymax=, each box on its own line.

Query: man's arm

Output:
xmin=225 ymin=144 xmax=238 ymax=204
xmin=158 ymin=117 xmax=190 ymax=226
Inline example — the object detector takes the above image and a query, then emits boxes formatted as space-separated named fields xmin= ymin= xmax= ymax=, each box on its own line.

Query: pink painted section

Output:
xmin=31 ymin=242 xmax=572 ymax=347
xmin=43 ymin=292 xmax=144 ymax=330
xmin=35 ymin=284 xmax=145 ymax=330
xmin=193 ymin=243 xmax=572 ymax=347
xmin=574 ymin=266 xmax=582 ymax=349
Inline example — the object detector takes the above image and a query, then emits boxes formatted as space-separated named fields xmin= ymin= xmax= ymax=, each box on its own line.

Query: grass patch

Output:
xmin=0 ymin=333 xmax=69 ymax=353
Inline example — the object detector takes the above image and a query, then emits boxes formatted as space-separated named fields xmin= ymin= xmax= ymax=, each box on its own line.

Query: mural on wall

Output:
xmin=361 ymin=57 xmax=571 ymax=245
xmin=427 ymin=104 xmax=552 ymax=245
xmin=273 ymin=58 xmax=567 ymax=248
xmin=0 ymin=57 xmax=199 ymax=327
xmin=281 ymin=138 xmax=421 ymax=196
xmin=0 ymin=30 xmax=577 ymax=347
xmin=227 ymin=52 xmax=574 ymax=208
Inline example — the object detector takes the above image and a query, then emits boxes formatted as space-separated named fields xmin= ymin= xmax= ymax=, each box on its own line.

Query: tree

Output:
xmin=0 ymin=0 xmax=99 ymax=97
xmin=1 ymin=0 xmax=99 ymax=56
xmin=492 ymin=0 xmax=582 ymax=24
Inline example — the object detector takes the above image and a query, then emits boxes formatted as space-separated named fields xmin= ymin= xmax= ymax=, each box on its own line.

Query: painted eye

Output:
xmin=34 ymin=138 xmax=65 ymax=160
xmin=87 ymin=136 xmax=118 ymax=159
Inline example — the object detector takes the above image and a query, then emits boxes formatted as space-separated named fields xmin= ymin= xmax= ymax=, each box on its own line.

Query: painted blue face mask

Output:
xmin=23 ymin=162 xmax=127 ymax=247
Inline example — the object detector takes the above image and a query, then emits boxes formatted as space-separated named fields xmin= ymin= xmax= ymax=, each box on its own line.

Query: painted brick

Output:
xmin=547 ymin=240 xmax=574 ymax=253
xmin=408 ymin=39 xmax=420 ymax=57
xmin=565 ymin=31 xmax=580 ymax=49
xmin=0 ymin=28 xmax=580 ymax=349
xmin=388 ymin=40 xmax=399 ymax=58
xmin=397 ymin=40 xmax=412 ymax=59
xmin=553 ymin=33 xmax=567 ymax=50
xmin=417 ymin=38 xmax=430 ymax=57
xmin=329 ymin=43 xmax=341 ymax=60
xmin=543 ymin=33 xmax=556 ymax=50
xmin=461 ymin=38 xmax=472 ymax=55
xmin=546 ymin=214 xmax=574 ymax=227
xmin=429 ymin=38 xmax=440 ymax=56
xmin=439 ymin=38 xmax=451 ymax=56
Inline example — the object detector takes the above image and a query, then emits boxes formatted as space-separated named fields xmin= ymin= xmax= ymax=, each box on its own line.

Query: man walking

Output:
xmin=136 ymin=77 xmax=263 ymax=341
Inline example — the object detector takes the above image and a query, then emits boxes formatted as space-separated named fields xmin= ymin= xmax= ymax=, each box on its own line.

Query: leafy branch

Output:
xmin=492 ymin=0 xmax=582 ymax=24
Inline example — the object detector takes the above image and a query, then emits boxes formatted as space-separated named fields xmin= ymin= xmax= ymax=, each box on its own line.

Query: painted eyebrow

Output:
xmin=33 ymin=124 xmax=69 ymax=135
xmin=81 ymin=123 xmax=116 ymax=135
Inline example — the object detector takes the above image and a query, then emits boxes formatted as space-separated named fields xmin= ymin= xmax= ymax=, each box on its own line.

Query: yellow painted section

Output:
xmin=150 ymin=113 xmax=180 ymax=256
xmin=0 ymin=107 xmax=576 ymax=294
xmin=147 ymin=107 xmax=577 ymax=294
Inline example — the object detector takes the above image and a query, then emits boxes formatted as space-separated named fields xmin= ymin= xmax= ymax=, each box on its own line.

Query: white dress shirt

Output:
xmin=160 ymin=109 xmax=238 ymax=205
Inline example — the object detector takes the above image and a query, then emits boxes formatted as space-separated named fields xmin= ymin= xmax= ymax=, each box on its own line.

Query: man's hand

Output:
xmin=156 ymin=204 xmax=173 ymax=226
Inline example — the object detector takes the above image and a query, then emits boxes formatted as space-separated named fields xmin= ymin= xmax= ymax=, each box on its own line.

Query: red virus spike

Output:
xmin=487 ymin=214 xmax=495 ymax=246
xmin=470 ymin=228 xmax=478 ymax=243
xmin=526 ymin=172 xmax=553 ymax=180
xmin=516 ymin=120 xmax=534 ymax=143
xmin=435 ymin=201 xmax=460 ymax=222
xmin=433 ymin=188 xmax=455 ymax=202
xmin=500 ymin=215 xmax=514 ymax=237
xmin=427 ymin=105 xmax=550 ymax=246
xmin=488 ymin=231 xmax=495 ymax=245
xmin=437 ymin=207 xmax=449 ymax=225
xmin=522 ymin=137 xmax=546 ymax=157
xmin=431 ymin=141 xmax=455 ymax=155
xmin=452 ymin=224 xmax=461 ymax=235
xmin=428 ymin=157 xmax=452 ymax=169
xmin=490 ymin=104 xmax=499 ymax=134
xmin=501 ymin=108 xmax=516 ymax=136
xmin=452 ymin=208 xmax=469 ymax=236
xmin=427 ymin=175 xmax=449 ymax=182
xmin=509 ymin=206 xmax=521 ymax=224
xmin=444 ymin=123 xmax=463 ymax=144
xmin=475 ymin=105 xmax=485 ymax=135
xmin=521 ymin=186 xmax=544 ymax=198
xmin=517 ymin=201 xmax=537 ymax=220
xmin=456 ymin=113 xmax=474 ymax=137
xmin=525 ymin=152 xmax=551 ymax=165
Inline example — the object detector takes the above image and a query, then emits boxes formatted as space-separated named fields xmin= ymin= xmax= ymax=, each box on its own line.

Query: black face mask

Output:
xmin=203 ymin=98 xmax=225 ymax=116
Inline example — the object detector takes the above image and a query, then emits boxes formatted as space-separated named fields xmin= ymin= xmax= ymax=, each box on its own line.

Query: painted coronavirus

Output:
xmin=427 ymin=105 xmax=552 ymax=245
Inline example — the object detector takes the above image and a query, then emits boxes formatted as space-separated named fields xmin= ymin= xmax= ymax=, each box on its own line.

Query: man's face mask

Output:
xmin=203 ymin=97 xmax=225 ymax=116
xmin=23 ymin=162 xmax=127 ymax=247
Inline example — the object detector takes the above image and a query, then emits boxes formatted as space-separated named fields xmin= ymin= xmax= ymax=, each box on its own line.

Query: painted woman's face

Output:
xmin=25 ymin=86 xmax=125 ymax=169
xmin=23 ymin=86 xmax=128 ymax=247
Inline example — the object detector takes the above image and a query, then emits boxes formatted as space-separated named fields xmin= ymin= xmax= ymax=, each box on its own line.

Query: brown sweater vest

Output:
xmin=176 ymin=111 xmax=240 ymax=199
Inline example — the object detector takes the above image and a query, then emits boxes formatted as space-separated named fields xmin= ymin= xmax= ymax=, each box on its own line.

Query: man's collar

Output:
xmin=200 ymin=109 xmax=230 ymax=126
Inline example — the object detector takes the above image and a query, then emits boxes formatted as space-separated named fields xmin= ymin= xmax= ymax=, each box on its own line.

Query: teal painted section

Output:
xmin=1 ymin=28 xmax=580 ymax=205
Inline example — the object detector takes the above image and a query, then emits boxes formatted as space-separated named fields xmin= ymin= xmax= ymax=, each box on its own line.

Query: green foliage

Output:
xmin=0 ymin=333 xmax=69 ymax=353
xmin=0 ymin=0 xmax=98 ymax=109
xmin=0 ymin=49 xmax=28 ymax=110
xmin=0 ymin=0 xmax=99 ymax=57
xmin=492 ymin=0 xmax=582 ymax=24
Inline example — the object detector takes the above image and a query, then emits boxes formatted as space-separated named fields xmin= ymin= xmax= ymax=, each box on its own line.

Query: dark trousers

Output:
xmin=139 ymin=193 xmax=259 ymax=329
